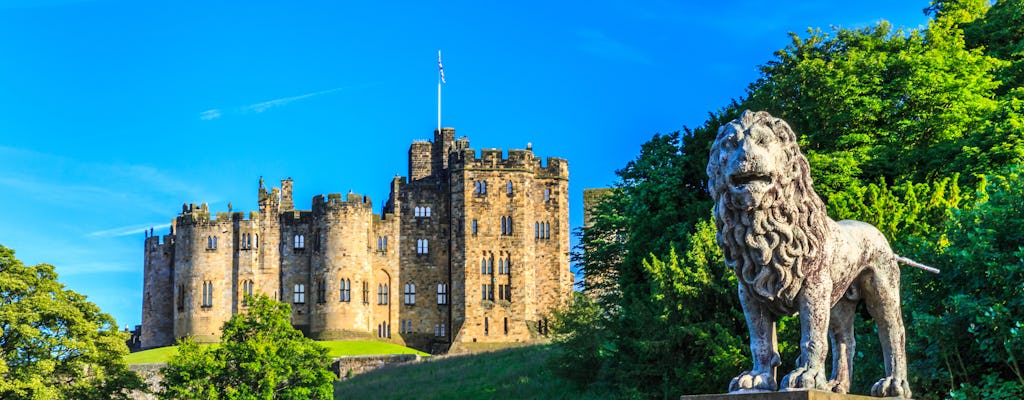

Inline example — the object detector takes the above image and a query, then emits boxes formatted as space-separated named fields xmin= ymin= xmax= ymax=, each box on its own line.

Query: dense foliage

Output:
xmin=0 ymin=245 xmax=145 ymax=400
xmin=554 ymin=1 xmax=1024 ymax=398
xmin=160 ymin=295 xmax=335 ymax=400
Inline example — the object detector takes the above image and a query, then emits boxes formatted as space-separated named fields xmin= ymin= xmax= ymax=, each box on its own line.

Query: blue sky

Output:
xmin=0 ymin=0 xmax=930 ymax=329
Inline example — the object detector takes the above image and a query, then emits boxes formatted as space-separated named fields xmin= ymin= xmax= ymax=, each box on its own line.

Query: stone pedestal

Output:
xmin=681 ymin=390 xmax=902 ymax=400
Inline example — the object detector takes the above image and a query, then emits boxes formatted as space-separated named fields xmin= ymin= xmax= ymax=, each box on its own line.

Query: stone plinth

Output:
xmin=681 ymin=390 xmax=902 ymax=400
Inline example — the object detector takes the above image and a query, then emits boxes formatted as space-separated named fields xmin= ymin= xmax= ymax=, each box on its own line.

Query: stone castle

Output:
xmin=140 ymin=128 xmax=572 ymax=352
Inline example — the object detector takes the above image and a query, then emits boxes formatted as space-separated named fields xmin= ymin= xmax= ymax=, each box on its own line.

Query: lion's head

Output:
xmin=706 ymin=110 xmax=830 ymax=312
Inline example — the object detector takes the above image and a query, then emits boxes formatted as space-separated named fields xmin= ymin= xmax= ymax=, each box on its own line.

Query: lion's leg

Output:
xmin=780 ymin=283 xmax=830 ymax=391
xmin=826 ymin=296 xmax=857 ymax=394
xmin=729 ymin=285 xmax=780 ymax=393
xmin=862 ymin=263 xmax=911 ymax=398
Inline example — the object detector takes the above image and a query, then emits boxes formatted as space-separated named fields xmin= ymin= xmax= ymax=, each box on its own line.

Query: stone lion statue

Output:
xmin=706 ymin=110 xmax=934 ymax=398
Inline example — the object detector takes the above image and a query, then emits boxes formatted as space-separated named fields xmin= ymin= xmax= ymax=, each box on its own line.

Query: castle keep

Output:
xmin=140 ymin=128 xmax=572 ymax=352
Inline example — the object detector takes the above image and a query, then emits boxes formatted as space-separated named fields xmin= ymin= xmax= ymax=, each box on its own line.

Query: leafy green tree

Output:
xmin=160 ymin=294 xmax=335 ymax=400
xmin=0 ymin=244 xmax=145 ymax=400
xmin=903 ymin=169 xmax=1024 ymax=398
xmin=548 ymin=292 xmax=612 ymax=390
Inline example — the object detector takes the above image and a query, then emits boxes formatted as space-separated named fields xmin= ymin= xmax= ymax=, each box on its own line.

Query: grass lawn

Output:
xmin=334 ymin=344 xmax=606 ymax=400
xmin=126 ymin=340 xmax=427 ymax=364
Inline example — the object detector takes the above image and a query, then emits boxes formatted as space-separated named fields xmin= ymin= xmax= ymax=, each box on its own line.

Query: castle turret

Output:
xmin=140 ymin=229 xmax=174 ymax=349
xmin=309 ymin=193 xmax=379 ymax=339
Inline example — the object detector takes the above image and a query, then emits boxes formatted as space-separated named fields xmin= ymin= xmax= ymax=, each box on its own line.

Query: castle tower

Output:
xmin=140 ymin=229 xmax=174 ymax=349
xmin=172 ymin=204 xmax=235 ymax=343
xmin=309 ymin=192 xmax=382 ymax=339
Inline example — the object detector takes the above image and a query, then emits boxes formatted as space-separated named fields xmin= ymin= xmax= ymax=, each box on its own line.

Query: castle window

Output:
xmin=484 ymin=317 xmax=489 ymax=336
xmin=437 ymin=283 xmax=448 ymax=305
xmin=294 ymin=234 xmax=305 ymax=250
xmin=507 ymin=181 xmax=513 ymax=195
xmin=414 ymin=206 xmax=432 ymax=218
xmin=500 ymin=216 xmax=513 ymax=236
xmin=435 ymin=323 xmax=446 ymax=337
xmin=403 ymin=283 xmax=416 ymax=305
xmin=316 ymin=279 xmax=327 ymax=304
xmin=377 ymin=284 xmax=389 ymax=305
xmin=362 ymin=281 xmax=369 ymax=305
xmin=504 ymin=317 xmax=509 ymax=335
xmin=471 ymin=219 xmax=478 ymax=235
xmin=481 ymin=284 xmax=494 ymax=301
xmin=340 ymin=279 xmax=351 ymax=302
xmin=498 ymin=284 xmax=512 ymax=301
xmin=201 ymin=281 xmax=213 ymax=308
xmin=176 ymin=284 xmax=185 ymax=311
xmin=401 ymin=320 xmax=413 ymax=334
xmin=474 ymin=180 xmax=487 ymax=195
xmin=241 ymin=280 xmax=254 ymax=306
xmin=544 ymin=188 xmax=551 ymax=202
xmin=536 ymin=222 xmax=550 ymax=239
xmin=416 ymin=239 xmax=429 ymax=254
xmin=293 ymin=284 xmax=305 ymax=304
xmin=254 ymin=234 xmax=258 ymax=248
xmin=377 ymin=236 xmax=387 ymax=252
xmin=206 ymin=236 xmax=217 ymax=250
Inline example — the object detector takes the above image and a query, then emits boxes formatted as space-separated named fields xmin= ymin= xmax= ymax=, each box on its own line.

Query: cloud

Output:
xmin=199 ymin=86 xmax=354 ymax=120
xmin=199 ymin=109 xmax=221 ymax=120
xmin=87 ymin=222 xmax=172 ymax=238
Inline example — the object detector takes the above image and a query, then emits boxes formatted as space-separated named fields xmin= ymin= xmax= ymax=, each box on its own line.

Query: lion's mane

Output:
xmin=707 ymin=111 xmax=831 ymax=313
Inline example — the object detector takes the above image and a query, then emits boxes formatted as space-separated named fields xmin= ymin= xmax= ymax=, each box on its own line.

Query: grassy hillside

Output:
xmin=334 ymin=345 xmax=605 ymax=400
xmin=125 ymin=340 xmax=428 ymax=364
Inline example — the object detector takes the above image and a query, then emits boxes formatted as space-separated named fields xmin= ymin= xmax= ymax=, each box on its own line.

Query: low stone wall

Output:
xmin=125 ymin=353 xmax=422 ymax=398
xmin=333 ymin=354 xmax=422 ymax=380
xmin=127 ymin=363 xmax=164 ymax=400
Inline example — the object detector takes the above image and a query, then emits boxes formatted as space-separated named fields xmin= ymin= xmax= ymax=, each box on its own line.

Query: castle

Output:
xmin=140 ymin=128 xmax=572 ymax=352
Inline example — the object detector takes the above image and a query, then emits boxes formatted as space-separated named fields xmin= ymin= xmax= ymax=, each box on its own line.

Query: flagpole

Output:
xmin=437 ymin=50 xmax=442 ymax=134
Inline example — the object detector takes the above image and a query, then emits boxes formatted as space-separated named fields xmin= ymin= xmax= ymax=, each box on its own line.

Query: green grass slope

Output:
xmin=334 ymin=345 xmax=604 ymax=400
xmin=126 ymin=340 xmax=427 ymax=364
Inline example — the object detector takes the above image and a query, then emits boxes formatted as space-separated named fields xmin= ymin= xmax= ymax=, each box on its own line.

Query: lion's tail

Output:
xmin=895 ymin=255 xmax=941 ymax=274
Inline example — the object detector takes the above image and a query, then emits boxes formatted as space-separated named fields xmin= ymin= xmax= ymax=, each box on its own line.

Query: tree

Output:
xmin=160 ymin=294 xmax=335 ymax=400
xmin=0 ymin=244 xmax=145 ymax=400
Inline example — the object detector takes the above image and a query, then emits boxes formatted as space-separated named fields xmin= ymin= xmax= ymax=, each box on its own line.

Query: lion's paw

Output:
xmin=871 ymin=376 xmax=911 ymax=398
xmin=729 ymin=370 xmax=776 ymax=392
xmin=824 ymin=380 xmax=849 ymax=394
xmin=779 ymin=366 xmax=827 ymax=391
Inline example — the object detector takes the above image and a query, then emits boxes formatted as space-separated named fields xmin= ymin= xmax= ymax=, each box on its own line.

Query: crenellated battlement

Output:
xmin=450 ymin=147 xmax=569 ymax=179
xmin=311 ymin=192 xmax=373 ymax=214
xmin=176 ymin=203 xmax=260 ymax=226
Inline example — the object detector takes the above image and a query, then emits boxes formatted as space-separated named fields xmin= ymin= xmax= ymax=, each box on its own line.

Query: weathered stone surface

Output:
xmin=140 ymin=128 xmax=572 ymax=353
xmin=681 ymin=390 xmax=902 ymax=400
xmin=706 ymin=111 xmax=922 ymax=398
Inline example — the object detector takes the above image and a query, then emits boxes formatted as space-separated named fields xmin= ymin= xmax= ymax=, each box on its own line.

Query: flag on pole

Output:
xmin=438 ymin=50 xmax=446 ymax=83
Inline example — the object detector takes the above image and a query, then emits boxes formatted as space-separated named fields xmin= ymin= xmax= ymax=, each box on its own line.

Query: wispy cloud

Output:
xmin=87 ymin=222 xmax=171 ymax=238
xmin=198 ymin=85 xmax=358 ymax=121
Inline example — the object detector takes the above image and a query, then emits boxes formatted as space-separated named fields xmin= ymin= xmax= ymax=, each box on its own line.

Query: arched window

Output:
xmin=471 ymin=219 xmax=478 ymax=235
xmin=340 ymin=279 xmax=351 ymax=302
xmin=544 ymin=188 xmax=551 ymax=202
xmin=294 ymin=234 xmax=304 ymax=249
xmin=416 ymin=239 xmax=429 ymax=254
xmin=201 ymin=281 xmax=213 ymax=307
xmin=481 ymin=256 xmax=487 ymax=274
xmin=507 ymin=180 xmax=513 ymax=195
